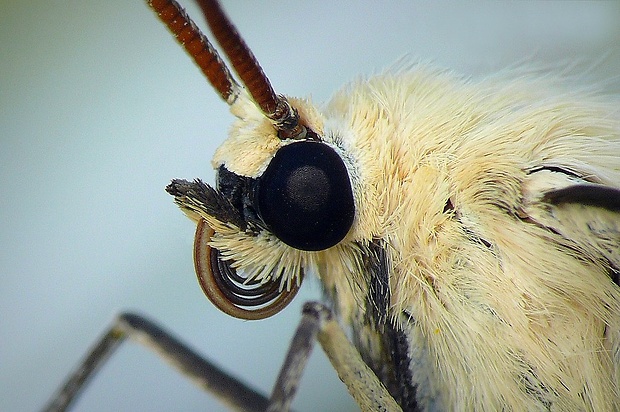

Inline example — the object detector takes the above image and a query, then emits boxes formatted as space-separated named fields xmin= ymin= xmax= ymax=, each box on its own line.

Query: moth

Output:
xmin=43 ymin=0 xmax=620 ymax=411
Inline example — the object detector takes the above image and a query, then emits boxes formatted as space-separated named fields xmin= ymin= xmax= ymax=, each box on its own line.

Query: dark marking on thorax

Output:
xmin=352 ymin=240 xmax=421 ymax=411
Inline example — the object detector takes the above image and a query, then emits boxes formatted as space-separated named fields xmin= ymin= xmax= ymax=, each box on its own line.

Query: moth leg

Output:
xmin=268 ymin=302 xmax=402 ymax=412
xmin=42 ymin=312 xmax=269 ymax=412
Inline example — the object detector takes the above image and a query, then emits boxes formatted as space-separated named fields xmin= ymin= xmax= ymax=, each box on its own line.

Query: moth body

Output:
xmin=35 ymin=2 xmax=620 ymax=411
xmin=159 ymin=1 xmax=620 ymax=409
xmin=174 ymin=66 xmax=620 ymax=410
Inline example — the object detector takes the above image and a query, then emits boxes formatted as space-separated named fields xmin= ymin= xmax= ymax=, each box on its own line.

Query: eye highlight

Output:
xmin=256 ymin=141 xmax=355 ymax=251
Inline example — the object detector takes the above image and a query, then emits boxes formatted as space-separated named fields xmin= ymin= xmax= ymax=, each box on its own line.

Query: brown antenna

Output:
xmin=197 ymin=1 xmax=276 ymax=113
xmin=148 ymin=0 xmax=305 ymax=139
xmin=147 ymin=0 xmax=238 ymax=104
xmin=196 ymin=0 xmax=305 ymax=138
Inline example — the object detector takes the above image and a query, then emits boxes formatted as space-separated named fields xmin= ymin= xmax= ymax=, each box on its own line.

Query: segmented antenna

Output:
xmin=147 ymin=0 xmax=238 ymax=103
xmin=196 ymin=0 xmax=305 ymax=138
xmin=197 ymin=0 xmax=277 ymax=115
xmin=148 ymin=0 xmax=305 ymax=139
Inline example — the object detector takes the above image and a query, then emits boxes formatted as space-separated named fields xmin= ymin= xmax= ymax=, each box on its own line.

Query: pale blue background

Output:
xmin=1 ymin=1 xmax=619 ymax=411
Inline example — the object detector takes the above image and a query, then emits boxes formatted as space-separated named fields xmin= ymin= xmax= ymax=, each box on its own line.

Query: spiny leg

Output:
xmin=268 ymin=302 xmax=402 ymax=412
xmin=42 ymin=313 xmax=269 ymax=412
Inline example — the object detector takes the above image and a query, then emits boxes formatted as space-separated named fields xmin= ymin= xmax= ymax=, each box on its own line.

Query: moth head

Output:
xmin=151 ymin=0 xmax=355 ymax=319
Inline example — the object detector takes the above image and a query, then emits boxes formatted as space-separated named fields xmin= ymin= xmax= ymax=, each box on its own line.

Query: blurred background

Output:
xmin=1 ymin=1 xmax=619 ymax=411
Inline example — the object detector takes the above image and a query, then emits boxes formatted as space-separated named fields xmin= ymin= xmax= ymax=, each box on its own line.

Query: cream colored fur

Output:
xmin=193 ymin=65 xmax=620 ymax=411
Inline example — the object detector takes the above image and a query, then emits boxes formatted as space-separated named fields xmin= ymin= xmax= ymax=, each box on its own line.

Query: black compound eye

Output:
xmin=256 ymin=141 xmax=355 ymax=251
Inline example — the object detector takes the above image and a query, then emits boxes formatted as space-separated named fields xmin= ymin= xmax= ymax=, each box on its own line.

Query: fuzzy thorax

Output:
xmin=321 ymin=67 xmax=620 ymax=409
xmin=184 ymin=65 xmax=620 ymax=410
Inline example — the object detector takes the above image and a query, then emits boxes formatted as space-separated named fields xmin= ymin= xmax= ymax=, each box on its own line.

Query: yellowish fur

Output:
xmin=195 ymin=65 xmax=620 ymax=410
